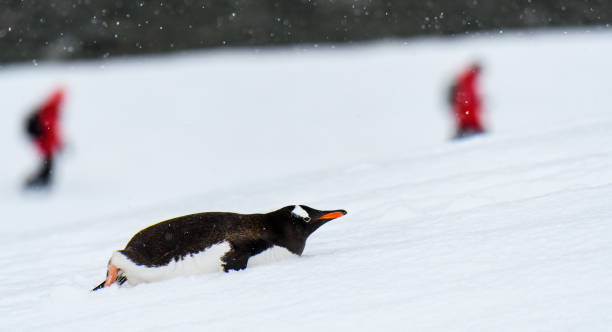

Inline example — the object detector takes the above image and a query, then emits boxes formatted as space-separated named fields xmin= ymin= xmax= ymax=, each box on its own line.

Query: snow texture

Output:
xmin=1 ymin=30 xmax=611 ymax=331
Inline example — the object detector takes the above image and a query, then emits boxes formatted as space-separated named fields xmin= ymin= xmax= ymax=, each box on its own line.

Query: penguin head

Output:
xmin=269 ymin=205 xmax=346 ymax=255
xmin=287 ymin=204 xmax=347 ymax=236
xmin=267 ymin=205 xmax=346 ymax=255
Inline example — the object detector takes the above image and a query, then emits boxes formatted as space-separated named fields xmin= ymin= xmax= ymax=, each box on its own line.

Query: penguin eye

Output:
xmin=303 ymin=216 xmax=311 ymax=222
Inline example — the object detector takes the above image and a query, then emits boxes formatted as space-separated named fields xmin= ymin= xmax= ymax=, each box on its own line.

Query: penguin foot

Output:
xmin=92 ymin=270 xmax=127 ymax=291
xmin=92 ymin=263 xmax=128 ymax=291
xmin=104 ymin=263 xmax=119 ymax=287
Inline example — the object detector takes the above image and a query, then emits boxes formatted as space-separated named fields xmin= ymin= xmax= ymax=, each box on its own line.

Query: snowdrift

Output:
xmin=1 ymin=30 xmax=611 ymax=331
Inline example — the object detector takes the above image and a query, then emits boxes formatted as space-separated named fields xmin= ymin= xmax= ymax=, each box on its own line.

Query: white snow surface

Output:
xmin=1 ymin=30 xmax=612 ymax=331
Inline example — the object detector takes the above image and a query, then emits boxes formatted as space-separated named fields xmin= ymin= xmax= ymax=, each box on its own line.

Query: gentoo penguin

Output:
xmin=93 ymin=205 xmax=346 ymax=290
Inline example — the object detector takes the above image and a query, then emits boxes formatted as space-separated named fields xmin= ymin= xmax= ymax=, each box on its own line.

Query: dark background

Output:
xmin=1 ymin=0 xmax=610 ymax=64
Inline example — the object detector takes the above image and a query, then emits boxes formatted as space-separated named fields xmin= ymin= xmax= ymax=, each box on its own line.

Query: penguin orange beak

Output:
xmin=317 ymin=210 xmax=347 ymax=221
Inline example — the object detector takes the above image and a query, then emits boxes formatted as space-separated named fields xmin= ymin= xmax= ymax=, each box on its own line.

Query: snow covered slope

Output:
xmin=1 ymin=30 xmax=611 ymax=331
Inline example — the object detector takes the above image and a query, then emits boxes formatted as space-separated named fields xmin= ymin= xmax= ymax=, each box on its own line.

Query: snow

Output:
xmin=1 ymin=30 xmax=612 ymax=331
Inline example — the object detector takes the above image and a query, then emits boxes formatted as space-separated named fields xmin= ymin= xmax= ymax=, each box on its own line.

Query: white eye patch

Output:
xmin=291 ymin=205 xmax=310 ymax=221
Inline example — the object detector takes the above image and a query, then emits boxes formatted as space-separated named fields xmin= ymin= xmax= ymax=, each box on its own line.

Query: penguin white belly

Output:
xmin=110 ymin=241 xmax=232 ymax=286
xmin=247 ymin=245 xmax=299 ymax=267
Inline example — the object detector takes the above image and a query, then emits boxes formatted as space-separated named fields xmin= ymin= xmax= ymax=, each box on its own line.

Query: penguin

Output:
xmin=93 ymin=205 xmax=346 ymax=290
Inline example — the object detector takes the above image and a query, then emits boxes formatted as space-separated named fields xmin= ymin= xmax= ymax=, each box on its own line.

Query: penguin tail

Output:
xmin=92 ymin=280 xmax=106 ymax=291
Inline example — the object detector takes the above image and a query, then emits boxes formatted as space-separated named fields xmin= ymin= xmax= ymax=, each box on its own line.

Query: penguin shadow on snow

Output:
xmin=93 ymin=205 xmax=347 ymax=290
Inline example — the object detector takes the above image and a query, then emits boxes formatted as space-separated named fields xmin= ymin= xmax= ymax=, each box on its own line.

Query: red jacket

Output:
xmin=452 ymin=66 xmax=483 ymax=130
xmin=32 ymin=89 xmax=64 ymax=158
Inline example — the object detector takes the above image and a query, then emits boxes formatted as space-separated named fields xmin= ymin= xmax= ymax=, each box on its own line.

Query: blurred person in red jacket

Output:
xmin=449 ymin=63 xmax=486 ymax=139
xmin=24 ymin=88 xmax=65 ymax=188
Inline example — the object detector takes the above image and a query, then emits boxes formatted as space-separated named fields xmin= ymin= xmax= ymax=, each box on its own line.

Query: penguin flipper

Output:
xmin=222 ymin=251 xmax=250 ymax=272
xmin=222 ymin=240 xmax=271 ymax=272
